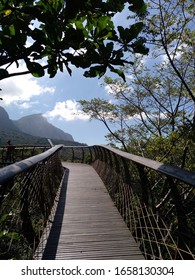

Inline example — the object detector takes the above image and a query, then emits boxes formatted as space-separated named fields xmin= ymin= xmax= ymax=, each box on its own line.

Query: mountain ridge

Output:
xmin=0 ymin=106 xmax=80 ymax=145
xmin=0 ymin=106 xmax=19 ymax=132
xmin=14 ymin=113 xmax=74 ymax=142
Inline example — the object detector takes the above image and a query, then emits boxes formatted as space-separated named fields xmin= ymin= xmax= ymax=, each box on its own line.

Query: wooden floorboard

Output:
xmin=36 ymin=162 xmax=144 ymax=260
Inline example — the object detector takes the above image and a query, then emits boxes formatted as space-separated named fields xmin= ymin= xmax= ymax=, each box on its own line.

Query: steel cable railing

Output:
xmin=0 ymin=145 xmax=50 ymax=167
xmin=0 ymin=145 xmax=64 ymax=259
xmin=62 ymin=145 xmax=195 ymax=260
xmin=1 ymin=143 xmax=194 ymax=260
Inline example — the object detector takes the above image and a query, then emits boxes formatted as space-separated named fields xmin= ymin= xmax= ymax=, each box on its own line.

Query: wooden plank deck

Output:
xmin=36 ymin=162 xmax=144 ymax=260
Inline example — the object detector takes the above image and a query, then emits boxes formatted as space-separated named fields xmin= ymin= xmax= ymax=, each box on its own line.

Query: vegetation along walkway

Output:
xmin=36 ymin=162 xmax=143 ymax=260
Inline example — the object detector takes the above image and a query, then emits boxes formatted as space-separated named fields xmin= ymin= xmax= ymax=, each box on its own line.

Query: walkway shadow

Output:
xmin=42 ymin=168 xmax=69 ymax=259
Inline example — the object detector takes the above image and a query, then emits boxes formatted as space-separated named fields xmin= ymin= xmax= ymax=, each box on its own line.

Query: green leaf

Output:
xmin=128 ymin=0 xmax=147 ymax=15
xmin=25 ymin=61 xmax=45 ymax=77
xmin=48 ymin=0 xmax=64 ymax=11
xmin=106 ymin=42 xmax=114 ymax=52
xmin=109 ymin=65 xmax=126 ymax=82
xmin=31 ymin=28 xmax=45 ymax=42
xmin=7 ymin=232 xmax=20 ymax=240
xmin=0 ymin=69 xmax=9 ymax=79
xmin=118 ymin=26 xmax=126 ymax=41
xmin=0 ymin=214 xmax=8 ymax=224
xmin=118 ymin=22 xmax=144 ymax=44
xmin=84 ymin=65 xmax=107 ymax=78
xmin=65 ymin=62 xmax=72 ymax=76
xmin=128 ymin=22 xmax=144 ymax=40
xmin=68 ymin=54 xmax=92 ymax=69
xmin=130 ymin=38 xmax=149 ymax=55
xmin=47 ymin=64 xmax=58 ymax=78
xmin=0 ymin=230 xmax=8 ymax=238
xmin=97 ymin=16 xmax=113 ymax=34
xmin=4 ymin=9 xmax=12 ymax=17
xmin=75 ymin=19 xmax=84 ymax=30
xmin=9 ymin=24 xmax=15 ymax=36
xmin=0 ymin=0 xmax=148 ymax=81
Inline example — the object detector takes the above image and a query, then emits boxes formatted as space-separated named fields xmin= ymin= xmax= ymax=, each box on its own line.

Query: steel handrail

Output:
xmin=0 ymin=145 xmax=63 ymax=184
xmin=96 ymin=145 xmax=195 ymax=186
xmin=62 ymin=145 xmax=195 ymax=259
xmin=63 ymin=145 xmax=195 ymax=186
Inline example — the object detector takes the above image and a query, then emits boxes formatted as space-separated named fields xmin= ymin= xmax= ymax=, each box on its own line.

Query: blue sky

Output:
xmin=0 ymin=6 xmax=133 ymax=146
xmin=0 ymin=64 xmax=112 ymax=145
xmin=0 ymin=2 xmax=190 ymax=146
xmin=0 ymin=49 xmax=152 ymax=147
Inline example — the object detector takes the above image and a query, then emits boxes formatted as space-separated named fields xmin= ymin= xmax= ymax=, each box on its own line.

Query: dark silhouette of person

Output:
xmin=5 ymin=140 xmax=14 ymax=163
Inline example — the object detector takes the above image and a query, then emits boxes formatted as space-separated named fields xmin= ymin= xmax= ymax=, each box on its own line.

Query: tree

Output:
xmin=79 ymin=0 xmax=195 ymax=169
xmin=0 ymin=0 xmax=148 ymax=80
xmin=79 ymin=53 xmax=195 ymax=168
xmin=144 ymin=0 xmax=195 ymax=102
xmin=79 ymin=97 xmax=131 ymax=151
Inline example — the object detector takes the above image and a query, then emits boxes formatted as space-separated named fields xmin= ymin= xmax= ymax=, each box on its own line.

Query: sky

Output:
xmin=0 ymin=5 xmax=133 ymax=146
xmin=0 ymin=2 xmax=190 ymax=146
xmin=0 ymin=64 xmax=111 ymax=145
xmin=0 ymin=54 xmax=153 ymax=146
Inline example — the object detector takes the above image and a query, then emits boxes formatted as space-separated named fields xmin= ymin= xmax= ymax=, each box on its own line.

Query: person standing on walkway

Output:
xmin=5 ymin=140 xmax=14 ymax=163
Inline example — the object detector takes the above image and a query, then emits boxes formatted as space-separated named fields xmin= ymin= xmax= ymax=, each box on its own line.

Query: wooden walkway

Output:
xmin=36 ymin=162 xmax=144 ymax=260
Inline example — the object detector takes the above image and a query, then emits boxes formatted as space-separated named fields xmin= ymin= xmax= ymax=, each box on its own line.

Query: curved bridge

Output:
xmin=0 ymin=144 xmax=195 ymax=260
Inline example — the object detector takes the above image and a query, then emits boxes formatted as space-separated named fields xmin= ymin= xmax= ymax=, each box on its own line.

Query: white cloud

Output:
xmin=104 ymin=83 xmax=128 ymax=96
xmin=18 ymin=102 xmax=32 ymax=109
xmin=160 ymin=42 xmax=187 ymax=64
xmin=0 ymin=62 xmax=55 ymax=106
xmin=105 ymin=84 xmax=113 ymax=94
xmin=44 ymin=100 xmax=90 ymax=121
xmin=17 ymin=100 xmax=40 ymax=109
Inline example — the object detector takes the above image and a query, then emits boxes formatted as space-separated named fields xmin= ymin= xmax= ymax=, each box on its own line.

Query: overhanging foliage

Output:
xmin=0 ymin=0 xmax=148 ymax=80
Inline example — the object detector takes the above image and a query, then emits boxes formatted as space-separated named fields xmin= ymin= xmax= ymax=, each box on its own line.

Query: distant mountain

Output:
xmin=14 ymin=113 xmax=74 ymax=142
xmin=0 ymin=107 xmax=79 ymax=146
xmin=0 ymin=106 xmax=48 ymax=145
xmin=0 ymin=106 xmax=19 ymax=132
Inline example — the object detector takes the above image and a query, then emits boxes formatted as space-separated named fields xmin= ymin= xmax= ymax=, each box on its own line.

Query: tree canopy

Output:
xmin=0 ymin=0 xmax=148 ymax=80
xmin=79 ymin=0 xmax=195 ymax=170
xmin=144 ymin=0 xmax=195 ymax=101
